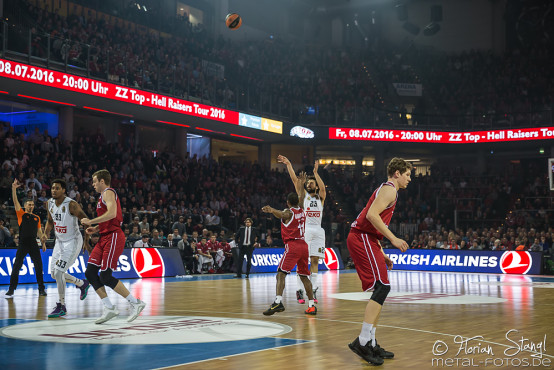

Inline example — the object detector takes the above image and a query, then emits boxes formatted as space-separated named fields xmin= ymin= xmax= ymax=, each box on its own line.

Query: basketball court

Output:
xmin=1 ymin=270 xmax=553 ymax=369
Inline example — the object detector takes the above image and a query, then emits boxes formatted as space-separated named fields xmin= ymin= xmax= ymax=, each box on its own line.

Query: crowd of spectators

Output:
xmin=8 ymin=0 xmax=552 ymax=129
xmin=403 ymin=45 xmax=553 ymax=128
xmin=327 ymin=158 xmax=553 ymax=260
xmin=0 ymin=122 xmax=343 ymax=272
xmin=2 ymin=1 xmax=554 ymax=272
xmin=2 ymin=121 xmax=553 ymax=273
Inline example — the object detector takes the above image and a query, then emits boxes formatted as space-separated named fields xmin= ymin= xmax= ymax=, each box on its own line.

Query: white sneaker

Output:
xmin=127 ymin=299 xmax=146 ymax=323
xmin=95 ymin=306 xmax=119 ymax=324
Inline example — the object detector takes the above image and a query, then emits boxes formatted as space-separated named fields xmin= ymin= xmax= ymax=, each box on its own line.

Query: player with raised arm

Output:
xmin=262 ymin=176 xmax=317 ymax=316
xmin=277 ymin=155 xmax=326 ymax=304
xmin=347 ymin=158 xmax=411 ymax=365
xmin=5 ymin=179 xmax=47 ymax=298
xmin=81 ymin=170 xmax=146 ymax=324
xmin=43 ymin=179 xmax=91 ymax=318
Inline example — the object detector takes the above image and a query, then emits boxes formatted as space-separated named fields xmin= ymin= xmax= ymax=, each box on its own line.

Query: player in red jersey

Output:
xmin=81 ymin=170 xmax=146 ymax=324
xmin=347 ymin=158 xmax=411 ymax=365
xmin=261 ymin=189 xmax=317 ymax=316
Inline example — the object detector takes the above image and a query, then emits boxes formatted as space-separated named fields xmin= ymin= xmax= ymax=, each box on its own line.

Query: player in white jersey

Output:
xmin=42 ymin=179 xmax=91 ymax=318
xmin=278 ymin=155 xmax=326 ymax=304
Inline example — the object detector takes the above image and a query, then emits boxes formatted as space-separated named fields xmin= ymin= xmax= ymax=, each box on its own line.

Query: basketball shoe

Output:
xmin=296 ymin=289 xmax=305 ymax=304
xmin=128 ymin=299 xmax=146 ymax=322
xmin=5 ymin=290 xmax=14 ymax=298
xmin=96 ymin=306 xmax=119 ymax=324
xmin=48 ymin=303 xmax=67 ymax=318
xmin=78 ymin=280 xmax=90 ymax=300
xmin=348 ymin=337 xmax=384 ymax=365
xmin=263 ymin=302 xmax=285 ymax=316
xmin=313 ymin=287 xmax=319 ymax=304
xmin=304 ymin=305 xmax=317 ymax=315
xmin=374 ymin=340 xmax=394 ymax=359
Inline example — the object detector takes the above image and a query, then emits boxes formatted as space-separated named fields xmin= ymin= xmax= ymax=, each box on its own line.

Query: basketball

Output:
xmin=225 ymin=13 xmax=242 ymax=30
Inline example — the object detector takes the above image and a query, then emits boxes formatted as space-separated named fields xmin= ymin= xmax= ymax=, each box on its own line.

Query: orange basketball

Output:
xmin=225 ymin=13 xmax=242 ymax=30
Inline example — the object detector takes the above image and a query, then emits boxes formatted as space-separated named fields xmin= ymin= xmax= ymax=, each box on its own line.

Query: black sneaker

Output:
xmin=296 ymin=289 xmax=305 ymax=304
xmin=263 ymin=302 xmax=285 ymax=316
xmin=374 ymin=341 xmax=394 ymax=359
xmin=39 ymin=289 xmax=47 ymax=296
xmin=348 ymin=337 xmax=384 ymax=365
xmin=5 ymin=290 xmax=14 ymax=298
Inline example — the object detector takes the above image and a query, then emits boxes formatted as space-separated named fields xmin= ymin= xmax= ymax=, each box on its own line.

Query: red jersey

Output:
xmin=198 ymin=242 xmax=210 ymax=254
xmin=220 ymin=242 xmax=231 ymax=253
xmin=281 ymin=207 xmax=305 ymax=243
xmin=351 ymin=181 xmax=397 ymax=239
xmin=97 ymin=188 xmax=123 ymax=234
xmin=207 ymin=240 xmax=220 ymax=251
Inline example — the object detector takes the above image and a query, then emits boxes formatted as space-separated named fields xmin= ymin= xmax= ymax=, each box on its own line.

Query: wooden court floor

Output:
xmin=1 ymin=270 xmax=553 ymax=369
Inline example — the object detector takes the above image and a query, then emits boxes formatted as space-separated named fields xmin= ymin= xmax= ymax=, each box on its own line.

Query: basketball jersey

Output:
xmin=304 ymin=193 xmax=323 ymax=228
xmin=351 ymin=181 xmax=397 ymax=239
xmin=48 ymin=197 xmax=80 ymax=241
xmin=281 ymin=207 xmax=305 ymax=243
xmin=97 ymin=188 xmax=123 ymax=234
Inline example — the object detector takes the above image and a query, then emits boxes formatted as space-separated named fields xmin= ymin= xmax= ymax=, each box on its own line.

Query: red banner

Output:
xmin=0 ymin=59 xmax=238 ymax=125
xmin=329 ymin=127 xmax=554 ymax=144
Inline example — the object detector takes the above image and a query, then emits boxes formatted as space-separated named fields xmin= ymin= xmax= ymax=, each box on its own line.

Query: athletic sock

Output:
xmin=371 ymin=326 xmax=377 ymax=347
xmin=275 ymin=295 xmax=282 ymax=304
xmin=308 ymin=299 xmax=314 ymax=307
xmin=126 ymin=293 xmax=139 ymax=304
xmin=102 ymin=297 xmax=114 ymax=309
xmin=359 ymin=322 xmax=373 ymax=346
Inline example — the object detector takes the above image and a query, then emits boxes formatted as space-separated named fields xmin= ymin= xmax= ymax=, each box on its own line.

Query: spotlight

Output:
xmin=423 ymin=22 xmax=440 ymax=36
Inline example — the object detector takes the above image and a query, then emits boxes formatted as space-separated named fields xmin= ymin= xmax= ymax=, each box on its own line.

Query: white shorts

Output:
xmin=51 ymin=233 xmax=83 ymax=273
xmin=305 ymin=227 xmax=325 ymax=258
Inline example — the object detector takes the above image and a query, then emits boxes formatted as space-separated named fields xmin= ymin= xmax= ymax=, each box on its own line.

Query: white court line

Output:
xmin=164 ymin=309 xmax=554 ymax=360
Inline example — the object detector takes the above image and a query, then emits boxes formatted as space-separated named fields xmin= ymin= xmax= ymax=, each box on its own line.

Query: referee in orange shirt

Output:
xmin=5 ymin=180 xmax=47 ymax=298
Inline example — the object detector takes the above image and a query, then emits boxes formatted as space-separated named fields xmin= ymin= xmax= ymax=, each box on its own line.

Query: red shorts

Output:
xmin=347 ymin=230 xmax=389 ymax=291
xmin=278 ymin=239 xmax=310 ymax=276
xmin=88 ymin=230 xmax=125 ymax=271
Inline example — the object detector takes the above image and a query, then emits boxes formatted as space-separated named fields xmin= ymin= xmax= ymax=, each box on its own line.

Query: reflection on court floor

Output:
xmin=1 ymin=270 xmax=552 ymax=369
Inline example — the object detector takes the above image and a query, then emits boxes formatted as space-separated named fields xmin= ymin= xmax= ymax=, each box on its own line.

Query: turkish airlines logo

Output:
xmin=131 ymin=248 xmax=165 ymax=278
xmin=324 ymin=248 xmax=339 ymax=270
xmin=500 ymin=251 xmax=532 ymax=274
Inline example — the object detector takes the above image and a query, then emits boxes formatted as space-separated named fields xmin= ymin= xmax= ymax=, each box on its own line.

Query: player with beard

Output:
xmin=278 ymin=155 xmax=326 ymax=305
xmin=43 ymin=179 xmax=91 ymax=318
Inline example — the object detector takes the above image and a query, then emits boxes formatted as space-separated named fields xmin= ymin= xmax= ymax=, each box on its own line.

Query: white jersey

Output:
xmin=304 ymin=193 xmax=323 ymax=228
xmin=48 ymin=197 xmax=80 ymax=242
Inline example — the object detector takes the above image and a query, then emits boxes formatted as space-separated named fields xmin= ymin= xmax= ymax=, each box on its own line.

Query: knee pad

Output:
xmin=370 ymin=281 xmax=391 ymax=305
xmin=99 ymin=269 xmax=119 ymax=289
xmin=51 ymin=268 xmax=65 ymax=281
xmin=85 ymin=264 xmax=103 ymax=290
